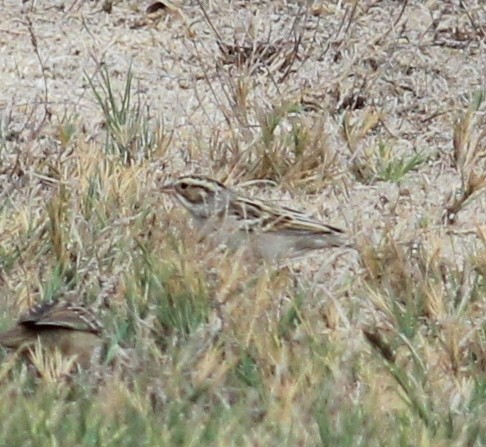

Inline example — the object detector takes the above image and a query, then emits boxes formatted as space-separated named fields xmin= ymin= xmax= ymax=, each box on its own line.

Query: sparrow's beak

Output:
xmin=160 ymin=182 xmax=175 ymax=193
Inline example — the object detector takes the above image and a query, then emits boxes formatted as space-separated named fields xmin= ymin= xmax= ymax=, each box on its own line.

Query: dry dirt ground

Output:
xmin=1 ymin=0 xmax=485 ymax=299
xmin=1 ymin=0 xmax=484 ymax=240
xmin=0 ymin=0 xmax=485 ymax=444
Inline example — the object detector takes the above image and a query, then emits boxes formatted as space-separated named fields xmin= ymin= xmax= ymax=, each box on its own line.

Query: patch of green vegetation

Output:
xmin=375 ymin=142 xmax=426 ymax=183
xmin=86 ymin=65 xmax=169 ymax=165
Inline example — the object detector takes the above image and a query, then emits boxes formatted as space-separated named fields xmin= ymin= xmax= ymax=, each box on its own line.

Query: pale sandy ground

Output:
xmin=0 ymin=0 xmax=485 ymax=287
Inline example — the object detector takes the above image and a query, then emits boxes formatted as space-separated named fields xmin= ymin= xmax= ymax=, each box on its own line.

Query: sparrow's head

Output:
xmin=161 ymin=175 xmax=233 ymax=218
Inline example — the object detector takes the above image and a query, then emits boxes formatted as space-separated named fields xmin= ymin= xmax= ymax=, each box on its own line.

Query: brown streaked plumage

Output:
xmin=161 ymin=175 xmax=351 ymax=260
xmin=0 ymin=300 xmax=102 ymax=368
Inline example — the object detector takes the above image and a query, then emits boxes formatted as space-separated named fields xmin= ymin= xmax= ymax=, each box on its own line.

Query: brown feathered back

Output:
xmin=18 ymin=300 xmax=102 ymax=335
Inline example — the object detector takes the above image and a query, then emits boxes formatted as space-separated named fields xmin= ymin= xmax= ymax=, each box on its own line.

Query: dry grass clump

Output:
xmin=0 ymin=0 xmax=485 ymax=445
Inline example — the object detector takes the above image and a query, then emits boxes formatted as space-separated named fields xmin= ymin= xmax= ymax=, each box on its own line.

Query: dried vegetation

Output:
xmin=0 ymin=0 xmax=485 ymax=445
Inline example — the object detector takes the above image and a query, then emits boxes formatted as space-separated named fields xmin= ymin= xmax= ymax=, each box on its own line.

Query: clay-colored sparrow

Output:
xmin=0 ymin=300 xmax=102 ymax=368
xmin=161 ymin=175 xmax=350 ymax=259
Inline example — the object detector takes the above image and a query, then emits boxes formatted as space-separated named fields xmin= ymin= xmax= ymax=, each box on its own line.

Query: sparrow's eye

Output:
xmin=180 ymin=182 xmax=189 ymax=190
